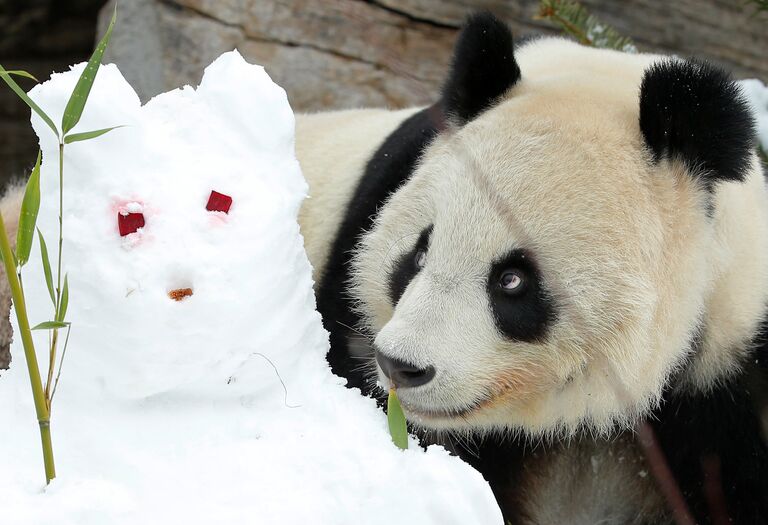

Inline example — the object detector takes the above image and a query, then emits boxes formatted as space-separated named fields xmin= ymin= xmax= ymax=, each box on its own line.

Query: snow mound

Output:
xmin=0 ymin=51 xmax=502 ymax=524
xmin=739 ymin=78 xmax=768 ymax=154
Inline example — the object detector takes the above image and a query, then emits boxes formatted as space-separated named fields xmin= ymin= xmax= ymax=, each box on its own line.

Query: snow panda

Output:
xmin=296 ymin=12 xmax=768 ymax=524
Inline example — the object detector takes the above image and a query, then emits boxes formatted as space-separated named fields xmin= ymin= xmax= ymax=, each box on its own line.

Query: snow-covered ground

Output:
xmin=740 ymin=78 xmax=768 ymax=154
xmin=0 ymin=52 xmax=502 ymax=524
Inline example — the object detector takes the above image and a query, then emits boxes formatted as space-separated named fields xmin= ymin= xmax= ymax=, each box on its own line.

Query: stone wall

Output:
xmin=98 ymin=0 xmax=768 ymax=111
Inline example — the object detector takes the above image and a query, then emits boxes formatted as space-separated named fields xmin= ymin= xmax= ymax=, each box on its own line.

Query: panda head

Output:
xmin=351 ymin=13 xmax=767 ymax=436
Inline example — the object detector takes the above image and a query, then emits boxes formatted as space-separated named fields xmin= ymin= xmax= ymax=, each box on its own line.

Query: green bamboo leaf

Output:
xmin=387 ymin=388 xmax=409 ymax=450
xmin=57 ymin=274 xmax=69 ymax=322
xmin=16 ymin=151 xmax=42 ymax=267
xmin=0 ymin=66 xmax=59 ymax=138
xmin=7 ymin=70 xmax=38 ymax=82
xmin=31 ymin=321 xmax=69 ymax=331
xmin=37 ymin=229 xmax=55 ymax=305
xmin=64 ymin=126 xmax=123 ymax=144
xmin=61 ymin=5 xmax=116 ymax=134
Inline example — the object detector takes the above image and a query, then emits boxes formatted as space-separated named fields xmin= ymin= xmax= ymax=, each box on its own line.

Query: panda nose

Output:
xmin=375 ymin=351 xmax=436 ymax=388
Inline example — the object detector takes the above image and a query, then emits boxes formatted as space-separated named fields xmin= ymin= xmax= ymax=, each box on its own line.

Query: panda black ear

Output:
xmin=639 ymin=59 xmax=756 ymax=191
xmin=442 ymin=12 xmax=520 ymax=125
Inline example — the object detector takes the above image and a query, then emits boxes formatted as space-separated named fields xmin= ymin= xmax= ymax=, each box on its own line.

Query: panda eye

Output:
xmin=414 ymin=249 xmax=427 ymax=270
xmin=498 ymin=270 xmax=525 ymax=294
xmin=388 ymin=225 xmax=433 ymax=306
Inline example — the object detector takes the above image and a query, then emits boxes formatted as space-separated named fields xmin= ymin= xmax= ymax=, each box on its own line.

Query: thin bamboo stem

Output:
xmin=56 ymin=142 xmax=63 ymax=303
xmin=0 ymin=212 xmax=56 ymax=484
xmin=45 ymin=142 xmax=65 ymax=408
xmin=44 ymin=327 xmax=58 ymax=407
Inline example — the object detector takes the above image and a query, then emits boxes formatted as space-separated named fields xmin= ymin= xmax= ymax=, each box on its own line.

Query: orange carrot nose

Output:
xmin=168 ymin=288 xmax=193 ymax=301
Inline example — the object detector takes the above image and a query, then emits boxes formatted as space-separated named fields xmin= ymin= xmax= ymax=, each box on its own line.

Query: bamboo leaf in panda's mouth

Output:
xmin=387 ymin=388 xmax=409 ymax=450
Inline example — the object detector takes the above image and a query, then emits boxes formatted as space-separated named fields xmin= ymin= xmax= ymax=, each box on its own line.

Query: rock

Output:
xmin=97 ymin=0 xmax=768 ymax=111
xmin=0 ymin=270 xmax=11 ymax=370
xmin=98 ymin=0 xmax=455 ymax=109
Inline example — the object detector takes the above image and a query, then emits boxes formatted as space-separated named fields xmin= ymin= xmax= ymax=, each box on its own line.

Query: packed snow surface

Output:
xmin=739 ymin=79 xmax=768 ymax=154
xmin=0 ymin=52 xmax=502 ymax=524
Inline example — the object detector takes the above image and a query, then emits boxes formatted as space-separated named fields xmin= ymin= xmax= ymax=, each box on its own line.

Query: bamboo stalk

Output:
xmin=0 ymin=211 xmax=56 ymax=483
xmin=45 ymin=142 xmax=65 ymax=406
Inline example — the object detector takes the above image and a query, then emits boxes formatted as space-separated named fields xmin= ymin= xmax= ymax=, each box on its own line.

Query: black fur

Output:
xmin=442 ymin=12 xmax=520 ymax=124
xmin=452 ymin=435 xmax=530 ymax=525
xmin=639 ymin=59 xmax=756 ymax=191
xmin=650 ymin=348 xmax=768 ymax=523
xmin=487 ymin=249 xmax=556 ymax=342
xmin=316 ymin=106 xmax=441 ymax=393
xmin=388 ymin=226 xmax=433 ymax=306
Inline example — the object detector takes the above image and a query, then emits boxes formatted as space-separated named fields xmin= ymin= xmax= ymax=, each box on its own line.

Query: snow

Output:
xmin=739 ymin=78 xmax=768 ymax=154
xmin=0 ymin=51 xmax=502 ymax=524
xmin=123 ymin=201 xmax=143 ymax=214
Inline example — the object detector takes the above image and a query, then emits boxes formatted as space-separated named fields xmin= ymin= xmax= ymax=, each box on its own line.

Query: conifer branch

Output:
xmin=748 ymin=0 xmax=768 ymax=12
xmin=536 ymin=0 xmax=638 ymax=53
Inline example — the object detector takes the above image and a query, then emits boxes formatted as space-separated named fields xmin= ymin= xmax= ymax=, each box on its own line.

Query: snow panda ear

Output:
xmin=442 ymin=12 xmax=520 ymax=125
xmin=639 ymin=59 xmax=757 ymax=191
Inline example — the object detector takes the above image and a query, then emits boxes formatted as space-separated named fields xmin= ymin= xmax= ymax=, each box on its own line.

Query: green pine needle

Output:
xmin=537 ymin=0 xmax=637 ymax=53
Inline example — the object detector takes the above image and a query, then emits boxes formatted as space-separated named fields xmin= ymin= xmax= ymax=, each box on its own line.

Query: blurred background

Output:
xmin=2 ymin=0 xmax=767 ymax=189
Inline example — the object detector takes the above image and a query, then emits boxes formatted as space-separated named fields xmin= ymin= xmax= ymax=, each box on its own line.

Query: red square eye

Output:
xmin=206 ymin=190 xmax=232 ymax=214
xmin=118 ymin=212 xmax=145 ymax=236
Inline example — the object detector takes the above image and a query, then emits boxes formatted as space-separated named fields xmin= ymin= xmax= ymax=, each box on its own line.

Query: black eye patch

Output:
xmin=388 ymin=226 xmax=433 ymax=306
xmin=487 ymin=249 xmax=555 ymax=342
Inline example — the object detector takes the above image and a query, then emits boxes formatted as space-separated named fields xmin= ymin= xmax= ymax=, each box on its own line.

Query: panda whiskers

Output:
xmin=377 ymin=231 xmax=422 ymax=274
xmin=335 ymin=320 xmax=370 ymax=338
xmin=348 ymin=357 xmax=377 ymax=375
xmin=448 ymin=428 xmax=483 ymax=459
xmin=417 ymin=424 xmax=484 ymax=460
xmin=340 ymin=324 xmax=378 ymax=375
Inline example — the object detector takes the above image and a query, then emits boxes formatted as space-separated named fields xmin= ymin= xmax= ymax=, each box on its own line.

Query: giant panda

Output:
xmin=296 ymin=12 xmax=768 ymax=525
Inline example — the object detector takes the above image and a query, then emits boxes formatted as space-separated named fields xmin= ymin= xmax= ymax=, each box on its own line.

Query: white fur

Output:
xmin=0 ymin=181 xmax=25 ymax=249
xmin=296 ymin=107 xmax=419 ymax=282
